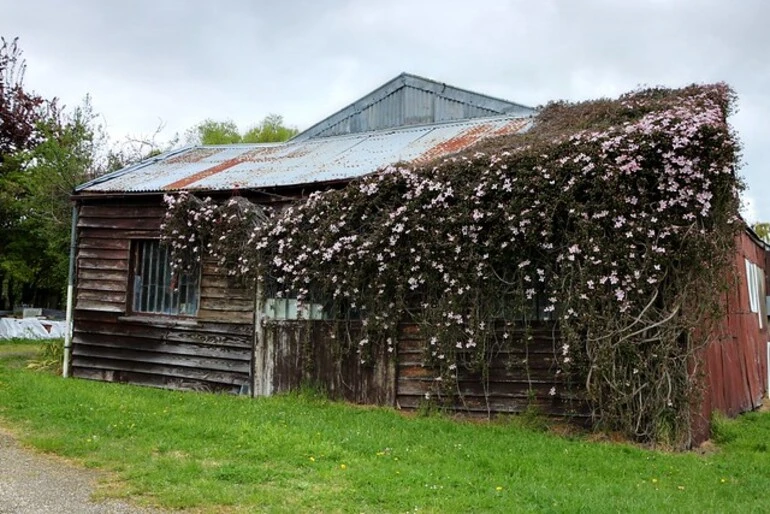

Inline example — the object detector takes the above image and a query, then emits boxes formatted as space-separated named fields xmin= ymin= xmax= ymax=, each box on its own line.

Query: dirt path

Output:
xmin=0 ymin=428 xmax=161 ymax=514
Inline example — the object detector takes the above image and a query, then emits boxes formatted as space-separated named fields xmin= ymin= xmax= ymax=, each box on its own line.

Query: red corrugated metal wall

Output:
xmin=694 ymin=230 xmax=768 ymax=443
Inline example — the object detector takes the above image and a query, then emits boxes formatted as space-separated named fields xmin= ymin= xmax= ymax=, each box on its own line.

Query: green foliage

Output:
xmin=1 ymin=358 xmax=769 ymax=512
xmin=187 ymin=119 xmax=242 ymax=145
xmin=752 ymin=222 xmax=770 ymax=242
xmin=242 ymin=114 xmax=298 ymax=143
xmin=711 ymin=411 xmax=740 ymax=444
xmin=26 ymin=337 xmax=63 ymax=374
xmin=0 ymin=38 xmax=87 ymax=308
xmin=186 ymin=114 xmax=297 ymax=145
xmin=0 ymin=97 xmax=101 ymax=307
xmin=0 ymin=340 xmax=38 ymax=363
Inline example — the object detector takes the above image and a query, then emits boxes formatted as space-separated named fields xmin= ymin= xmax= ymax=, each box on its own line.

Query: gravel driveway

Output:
xmin=0 ymin=427 xmax=161 ymax=514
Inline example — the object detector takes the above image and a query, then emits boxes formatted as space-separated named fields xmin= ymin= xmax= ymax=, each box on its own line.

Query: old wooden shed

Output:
xmin=64 ymin=74 xmax=768 ymax=444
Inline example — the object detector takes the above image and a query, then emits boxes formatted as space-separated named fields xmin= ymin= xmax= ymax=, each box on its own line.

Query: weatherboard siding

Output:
xmin=395 ymin=323 xmax=585 ymax=418
xmin=71 ymin=199 xmax=254 ymax=392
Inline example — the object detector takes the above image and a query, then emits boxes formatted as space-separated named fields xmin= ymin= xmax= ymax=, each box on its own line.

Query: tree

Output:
xmin=0 ymin=36 xmax=58 ymax=309
xmin=0 ymin=97 xmax=103 ymax=309
xmin=752 ymin=222 xmax=770 ymax=243
xmin=242 ymin=114 xmax=298 ymax=143
xmin=0 ymin=37 xmax=52 ymax=161
xmin=104 ymin=121 xmax=179 ymax=173
xmin=185 ymin=114 xmax=297 ymax=146
xmin=0 ymin=37 xmax=103 ymax=310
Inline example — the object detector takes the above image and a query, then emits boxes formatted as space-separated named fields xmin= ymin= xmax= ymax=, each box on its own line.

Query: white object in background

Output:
xmin=0 ymin=318 xmax=66 ymax=340
xmin=22 ymin=308 xmax=42 ymax=319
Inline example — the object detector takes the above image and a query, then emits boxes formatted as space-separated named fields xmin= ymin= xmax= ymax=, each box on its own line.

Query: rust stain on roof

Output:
xmin=492 ymin=118 xmax=528 ymax=137
xmin=164 ymin=156 xmax=248 ymax=190
xmin=165 ymin=148 xmax=220 ymax=165
xmin=162 ymin=148 xmax=283 ymax=189
xmin=77 ymin=115 xmax=531 ymax=193
xmin=415 ymin=124 xmax=492 ymax=163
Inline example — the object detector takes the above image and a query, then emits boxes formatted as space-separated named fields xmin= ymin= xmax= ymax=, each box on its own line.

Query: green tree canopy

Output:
xmin=185 ymin=114 xmax=297 ymax=146
xmin=242 ymin=114 xmax=298 ymax=143
xmin=752 ymin=222 xmax=770 ymax=242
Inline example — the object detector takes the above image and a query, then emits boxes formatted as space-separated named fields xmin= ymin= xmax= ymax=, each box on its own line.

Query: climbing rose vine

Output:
xmin=161 ymin=83 xmax=742 ymax=446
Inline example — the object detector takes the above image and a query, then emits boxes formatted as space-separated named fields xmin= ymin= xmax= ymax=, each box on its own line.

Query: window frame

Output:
xmin=128 ymin=239 xmax=200 ymax=317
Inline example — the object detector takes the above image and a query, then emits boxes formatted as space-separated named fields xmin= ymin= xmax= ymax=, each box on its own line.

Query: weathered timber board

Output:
xmin=79 ymin=237 xmax=130 ymax=250
xmin=71 ymin=358 xmax=247 ymax=386
xmin=73 ymin=368 xmax=241 ymax=394
xmin=71 ymin=345 xmax=250 ymax=374
xmin=78 ymin=269 xmax=128 ymax=282
xmin=77 ymin=248 xmax=129 ymax=260
xmin=76 ymin=290 xmax=127 ymax=304
xmin=78 ymin=258 xmax=128 ymax=271
xmin=73 ymin=333 xmax=251 ymax=360
xmin=75 ymin=319 xmax=252 ymax=344
xmin=79 ymin=205 xmax=166 ymax=219
xmin=77 ymin=279 xmax=126 ymax=292
xmin=73 ymin=357 xmax=248 ymax=386
xmin=198 ymin=297 xmax=254 ymax=311
xmin=197 ymin=309 xmax=253 ymax=324
xmin=78 ymin=217 xmax=162 ymax=230
xmin=75 ymin=300 xmax=124 ymax=313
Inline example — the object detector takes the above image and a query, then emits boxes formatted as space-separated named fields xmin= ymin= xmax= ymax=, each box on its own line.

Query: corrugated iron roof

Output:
xmin=292 ymin=72 xmax=535 ymax=142
xmin=77 ymin=115 xmax=532 ymax=194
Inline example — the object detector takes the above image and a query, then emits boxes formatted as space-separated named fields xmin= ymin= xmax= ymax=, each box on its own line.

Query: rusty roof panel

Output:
xmin=76 ymin=115 xmax=532 ymax=194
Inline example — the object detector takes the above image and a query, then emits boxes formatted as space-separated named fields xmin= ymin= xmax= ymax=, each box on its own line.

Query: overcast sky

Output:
xmin=2 ymin=0 xmax=768 ymax=220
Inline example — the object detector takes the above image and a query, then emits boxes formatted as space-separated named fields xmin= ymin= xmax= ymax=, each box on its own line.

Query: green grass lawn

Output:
xmin=0 ymin=340 xmax=768 ymax=513
xmin=0 ymin=338 xmax=39 ymax=358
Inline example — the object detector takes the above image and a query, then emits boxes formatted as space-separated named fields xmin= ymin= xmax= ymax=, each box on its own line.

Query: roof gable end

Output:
xmin=292 ymin=72 xmax=534 ymax=142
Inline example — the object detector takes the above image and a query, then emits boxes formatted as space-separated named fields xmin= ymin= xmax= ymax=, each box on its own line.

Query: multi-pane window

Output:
xmin=263 ymin=297 xmax=327 ymax=320
xmin=261 ymin=277 xmax=327 ymax=320
xmin=130 ymin=240 xmax=199 ymax=316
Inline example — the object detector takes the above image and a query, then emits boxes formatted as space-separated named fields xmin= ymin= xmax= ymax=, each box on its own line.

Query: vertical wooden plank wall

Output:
xmin=696 ymin=230 xmax=768 ymax=442
xmin=71 ymin=198 xmax=254 ymax=393
xmin=260 ymin=321 xmax=396 ymax=405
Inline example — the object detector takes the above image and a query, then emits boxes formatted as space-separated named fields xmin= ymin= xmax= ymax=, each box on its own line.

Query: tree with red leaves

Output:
xmin=0 ymin=36 xmax=83 ymax=310
xmin=0 ymin=37 xmax=54 ymax=165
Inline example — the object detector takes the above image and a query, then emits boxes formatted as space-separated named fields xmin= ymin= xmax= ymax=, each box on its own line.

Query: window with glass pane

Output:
xmin=130 ymin=240 xmax=199 ymax=315
xmin=262 ymin=276 xmax=328 ymax=320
